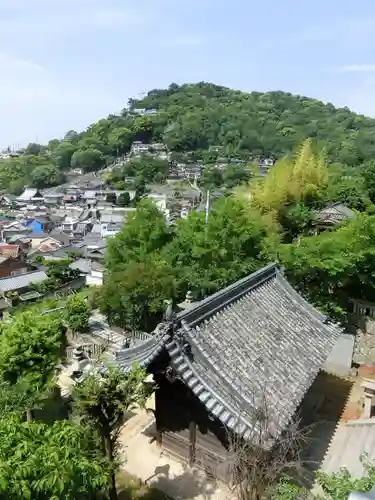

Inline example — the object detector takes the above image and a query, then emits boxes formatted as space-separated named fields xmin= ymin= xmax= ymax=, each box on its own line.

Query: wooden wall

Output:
xmin=154 ymin=375 xmax=230 ymax=479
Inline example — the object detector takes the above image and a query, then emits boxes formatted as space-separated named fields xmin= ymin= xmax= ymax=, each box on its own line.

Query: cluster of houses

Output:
xmin=0 ymin=174 xmax=203 ymax=312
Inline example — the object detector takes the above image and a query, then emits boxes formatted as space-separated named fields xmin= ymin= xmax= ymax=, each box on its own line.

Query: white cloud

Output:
xmin=335 ymin=64 xmax=375 ymax=73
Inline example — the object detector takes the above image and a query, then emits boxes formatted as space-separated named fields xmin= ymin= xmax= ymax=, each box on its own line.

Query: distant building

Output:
xmin=17 ymin=188 xmax=44 ymax=203
xmin=314 ymin=203 xmax=355 ymax=233
xmin=130 ymin=141 xmax=151 ymax=155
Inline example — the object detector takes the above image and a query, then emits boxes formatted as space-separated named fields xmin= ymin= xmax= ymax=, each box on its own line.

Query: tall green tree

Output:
xmin=71 ymin=148 xmax=105 ymax=172
xmin=0 ymin=311 xmax=66 ymax=419
xmin=64 ymin=295 xmax=91 ymax=334
xmin=117 ymin=191 xmax=131 ymax=207
xmin=53 ymin=141 xmax=77 ymax=169
xmin=72 ymin=364 xmax=153 ymax=500
xmin=163 ymin=196 xmax=278 ymax=297
xmin=106 ymin=199 xmax=172 ymax=272
xmin=100 ymin=261 xmax=175 ymax=332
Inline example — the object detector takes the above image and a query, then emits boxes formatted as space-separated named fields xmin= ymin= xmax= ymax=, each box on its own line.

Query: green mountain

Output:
xmin=3 ymin=82 xmax=375 ymax=194
xmin=127 ymin=82 xmax=375 ymax=165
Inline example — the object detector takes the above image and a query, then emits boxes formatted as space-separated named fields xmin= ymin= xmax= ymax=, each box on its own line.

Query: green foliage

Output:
xmin=280 ymin=213 xmax=375 ymax=317
xmin=64 ymin=294 xmax=91 ymax=333
xmin=0 ymin=380 xmax=40 ymax=419
xmin=0 ymin=311 xmax=66 ymax=390
xmin=52 ymin=141 xmax=77 ymax=169
xmin=0 ymin=416 xmax=110 ymax=500
xmin=24 ymin=142 xmax=44 ymax=156
xmin=130 ymin=83 xmax=375 ymax=165
xmin=30 ymin=164 xmax=65 ymax=188
xmin=106 ymin=199 xmax=172 ymax=272
xmin=316 ymin=458 xmax=375 ymax=499
xmin=71 ymin=148 xmax=105 ymax=172
xmin=100 ymin=261 xmax=175 ymax=332
xmin=163 ymin=196 xmax=277 ymax=297
xmin=106 ymin=192 xmax=117 ymax=204
xmin=323 ymin=168 xmax=371 ymax=211
xmin=117 ymin=191 xmax=131 ymax=207
xmin=121 ymin=156 xmax=169 ymax=183
xmin=361 ymin=159 xmax=375 ymax=204
xmin=200 ymin=165 xmax=250 ymax=190
xmin=72 ymin=364 xmax=153 ymax=500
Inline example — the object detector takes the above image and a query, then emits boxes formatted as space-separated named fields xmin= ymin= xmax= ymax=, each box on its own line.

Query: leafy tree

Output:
xmin=72 ymin=364 xmax=153 ymax=500
xmin=0 ymin=311 xmax=65 ymax=389
xmin=280 ymin=213 xmax=375 ymax=318
xmin=278 ymin=203 xmax=315 ymax=242
xmin=0 ymin=311 xmax=66 ymax=419
xmin=100 ymin=261 xmax=175 ymax=332
xmin=0 ymin=380 xmax=40 ymax=419
xmin=45 ymin=259 xmax=80 ymax=284
xmin=117 ymin=191 xmax=131 ymax=207
xmin=53 ymin=141 xmax=77 ymax=169
xmin=106 ymin=199 xmax=172 ymax=272
xmin=361 ymin=159 xmax=375 ymax=204
xmin=162 ymin=196 xmax=278 ymax=297
xmin=24 ymin=142 xmax=43 ymax=156
xmin=30 ymin=164 xmax=65 ymax=188
xmin=0 ymin=416 xmax=110 ymax=500
xmin=106 ymin=192 xmax=117 ymax=204
xmin=250 ymin=140 xmax=327 ymax=216
xmin=71 ymin=148 xmax=105 ymax=173
xmin=64 ymin=294 xmax=91 ymax=334
xmin=200 ymin=168 xmax=224 ymax=189
xmin=323 ymin=169 xmax=371 ymax=211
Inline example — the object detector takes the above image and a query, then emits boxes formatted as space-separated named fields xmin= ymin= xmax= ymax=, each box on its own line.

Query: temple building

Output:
xmin=105 ymin=263 xmax=343 ymax=477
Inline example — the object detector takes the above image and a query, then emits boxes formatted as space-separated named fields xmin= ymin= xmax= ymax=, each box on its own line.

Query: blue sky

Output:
xmin=1 ymin=0 xmax=375 ymax=148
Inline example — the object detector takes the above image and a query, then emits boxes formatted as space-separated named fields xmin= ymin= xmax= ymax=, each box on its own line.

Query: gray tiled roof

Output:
xmin=0 ymin=270 xmax=47 ymax=292
xmin=112 ymin=263 xmax=341 ymax=444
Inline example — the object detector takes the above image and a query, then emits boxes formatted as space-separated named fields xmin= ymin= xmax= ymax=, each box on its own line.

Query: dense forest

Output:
xmin=2 ymin=82 xmax=375 ymax=193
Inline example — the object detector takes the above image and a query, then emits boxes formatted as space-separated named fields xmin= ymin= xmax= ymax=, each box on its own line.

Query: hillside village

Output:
xmin=4 ymin=84 xmax=375 ymax=500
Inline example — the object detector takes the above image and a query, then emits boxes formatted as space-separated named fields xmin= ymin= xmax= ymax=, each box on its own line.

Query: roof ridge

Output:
xmin=178 ymin=263 xmax=278 ymax=327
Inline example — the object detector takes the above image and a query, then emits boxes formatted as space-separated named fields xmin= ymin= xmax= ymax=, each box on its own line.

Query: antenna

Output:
xmin=205 ymin=190 xmax=210 ymax=225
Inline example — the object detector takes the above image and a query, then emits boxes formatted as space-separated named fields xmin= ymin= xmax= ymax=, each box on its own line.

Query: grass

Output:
xmin=117 ymin=471 xmax=174 ymax=500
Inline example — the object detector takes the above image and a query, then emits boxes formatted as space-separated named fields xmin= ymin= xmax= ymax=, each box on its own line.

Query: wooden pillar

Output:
xmin=189 ymin=421 xmax=196 ymax=466
xmin=155 ymin=426 xmax=162 ymax=446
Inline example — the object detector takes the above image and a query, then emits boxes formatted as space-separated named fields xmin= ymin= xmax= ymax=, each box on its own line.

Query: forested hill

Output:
xmin=2 ymin=82 xmax=375 ymax=194
xmin=129 ymin=82 xmax=375 ymax=165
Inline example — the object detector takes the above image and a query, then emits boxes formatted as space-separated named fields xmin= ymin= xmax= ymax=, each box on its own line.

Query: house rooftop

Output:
xmin=0 ymin=270 xmax=47 ymax=292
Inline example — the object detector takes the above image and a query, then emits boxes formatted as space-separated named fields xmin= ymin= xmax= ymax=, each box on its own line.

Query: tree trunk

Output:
xmin=104 ymin=435 xmax=118 ymax=500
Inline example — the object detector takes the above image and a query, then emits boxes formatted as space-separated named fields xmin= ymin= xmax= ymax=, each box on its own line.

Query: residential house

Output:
xmin=24 ymin=216 xmax=54 ymax=233
xmin=70 ymin=259 xmax=104 ymax=286
xmin=258 ymin=157 xmax=275 ymax=176
xmin=0 ymin=244 xmax=20 ymax=259
xmin=131 ymin=108 xmax=158 ymax=116
xmin=62 ymin=216 xmax=79 ymax=235
xmin=0 ymin=257 xmax=34 ymax=278
xmin=43 ymin=193 xmax=64 ymax=205
xmin=182 ymin=163 xmax=202 ymax=180
xmin=130 ymin=141 xmax=151 ymax=156
xmin=17 ymin=188 xmax=44 ymax=203
xmin=7 ymin=236 xmax=32 ymax=255
xmin=147 ymin=193 xmax=168 ymax=214
xmin=100 ymin=222 xmax=122 ymax=238
xmin=0 ymin=194 xmax=17 ymax=207
xmin=2 ymin=221 xmax=30 ymax=241
xmin=314 ymin=203 xmax=355 ymax=234
xmin=73 ymin=222 xmax=92 ymax=239
xmin=0 ymin=269 xmax=47 ymax=295
xmin=81 ymin=236 xmax=107 ymax=261
xmin=86 ymin=261 xmax=104 ymax=286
